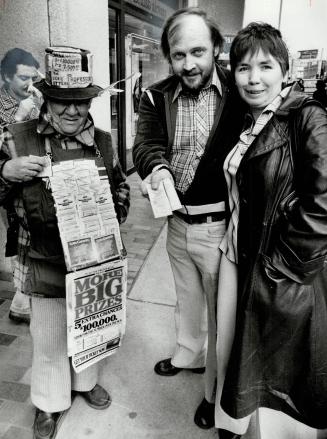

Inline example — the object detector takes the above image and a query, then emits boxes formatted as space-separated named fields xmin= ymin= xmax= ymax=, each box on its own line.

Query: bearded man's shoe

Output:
xmin=218 ymin=428 xmax=242 ymax=439
xmin=154 ymin=358 xmax=205 ymax=376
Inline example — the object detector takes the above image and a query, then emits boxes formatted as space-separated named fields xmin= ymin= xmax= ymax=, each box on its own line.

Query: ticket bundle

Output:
xmin=50 ymin=159 xmax=123 ymax=272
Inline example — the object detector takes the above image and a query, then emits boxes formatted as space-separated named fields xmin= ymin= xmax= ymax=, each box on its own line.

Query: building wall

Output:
xmin=47 ymin=0 xmax=111 ymax=131
xmin=243 ymin=0 xmax=281 ymax=28
xmin=0 ymin=0 xmax=111 ymax=131
xmin=0 ymin=0 xmax=49 ymax=75
xmin=197 ymin=0 xmax=245 ymax=35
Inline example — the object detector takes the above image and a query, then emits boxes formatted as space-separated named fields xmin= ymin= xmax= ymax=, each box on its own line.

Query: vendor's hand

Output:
xmin=2 ymin=156 xmax=47 ymax=182
xmin=140 ymin=168 xmax=174 ymax=196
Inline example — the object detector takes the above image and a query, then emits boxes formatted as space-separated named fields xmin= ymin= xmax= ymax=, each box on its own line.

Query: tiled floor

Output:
xmin=0 ymin=283 xmax=34 ymax=438
xmin=0 ymin=171 xmax=165 ymax=438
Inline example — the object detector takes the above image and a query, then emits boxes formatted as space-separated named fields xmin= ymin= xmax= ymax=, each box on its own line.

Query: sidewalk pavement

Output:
xmin=0 ymin=222 xmax=220 ymax=439
xmin=56 ymin=224 xmax=220 ymax=439
xmin=55 ymin=225 xmax=324 ymax=439
xmin=0 ymin=172 xmax=326 ymax=438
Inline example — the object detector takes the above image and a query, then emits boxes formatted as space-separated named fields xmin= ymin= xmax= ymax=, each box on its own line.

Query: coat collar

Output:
xmin=240 ymin=84 xmax=317 ymax=161
xmin=241 ymin=85 xmax=303 ymax=161
xmin=276 ymin=83 xmax=314 ymax=117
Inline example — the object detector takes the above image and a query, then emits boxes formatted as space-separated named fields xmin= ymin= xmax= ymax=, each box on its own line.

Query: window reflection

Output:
xmin=125 ymin=14 xmax=169 ymax=170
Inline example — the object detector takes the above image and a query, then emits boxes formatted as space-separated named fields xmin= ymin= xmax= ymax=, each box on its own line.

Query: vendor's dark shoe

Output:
xmin=194 ymin=397 xmax=215 ymax=429
xmin=154 ymin=358 xmax=205 ymax=376
xmin=76 ymin=384 xmax=111 ymax=409
xmin=8 ymin=310 xmax=30 ymax=325
xmin=33 ymin=409 xmax=64 ymax=439
xmin=218 ymin=428 xmax=242 ymax=439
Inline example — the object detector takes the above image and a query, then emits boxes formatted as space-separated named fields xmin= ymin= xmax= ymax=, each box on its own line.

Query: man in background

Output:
xmin=0 ymin=47 xmax=42 ymax=324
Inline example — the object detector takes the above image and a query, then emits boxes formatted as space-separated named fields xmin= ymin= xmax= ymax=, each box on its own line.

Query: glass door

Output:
xmin=108 ymin=4 xmax=172 ymax=173
xmin=109 ymin=7 xmax=120 ymax=160
xmin=124 ymin=13 xmax=169 ymax=171
xmin=125 ymin=32 xmax=169 ymax=170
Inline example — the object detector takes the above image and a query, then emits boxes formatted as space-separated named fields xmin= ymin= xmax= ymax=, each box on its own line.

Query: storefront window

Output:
xmin=124 ymin=13 xmax=169 ymax=170
xmin=109 ymin=7 xmax=119 ymax=156
xmin=109 ymin=1 xmax=181 ymax=173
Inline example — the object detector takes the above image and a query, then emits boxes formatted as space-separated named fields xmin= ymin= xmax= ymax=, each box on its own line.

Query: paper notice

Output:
xmin=50 ymin=158 xmax=123 ymax=272
xmin=163 ymin=178 xmax=182 ymax=211
xmin=66 ymin=259 xmax=127 ymax=372
xmin=146 ymin=181 xmax=172 ymax=218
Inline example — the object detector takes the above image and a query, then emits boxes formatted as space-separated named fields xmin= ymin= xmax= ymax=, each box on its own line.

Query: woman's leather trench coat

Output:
xmin=221 ymin=86 xmax=327 ymax=429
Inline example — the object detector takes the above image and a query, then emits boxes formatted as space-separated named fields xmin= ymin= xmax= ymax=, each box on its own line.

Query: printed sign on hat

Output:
xmin=45 ymin=46 xmax=93 ymax=89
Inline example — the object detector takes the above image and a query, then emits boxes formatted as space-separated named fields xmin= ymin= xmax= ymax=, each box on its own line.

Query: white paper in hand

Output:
xmin=145 ymin=178 xmax=182 ymax=218
xmin=145 ymin=180 xmax=173 ymax=218
xmin=30 ymin=155 xmax=52 ymax=177
xmin=163 ymin=178 xmax=182 ymax=211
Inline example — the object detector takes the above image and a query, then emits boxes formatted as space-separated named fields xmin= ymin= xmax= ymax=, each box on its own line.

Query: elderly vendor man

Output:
xmin=0 ymin=46 xmax=130 ymax=439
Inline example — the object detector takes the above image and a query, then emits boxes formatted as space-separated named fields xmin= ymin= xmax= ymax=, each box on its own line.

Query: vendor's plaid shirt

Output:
xmin=1 ymin=114 xmax=130 ymax=293
xmin=170 ymin=68 xmax=222 ymax=194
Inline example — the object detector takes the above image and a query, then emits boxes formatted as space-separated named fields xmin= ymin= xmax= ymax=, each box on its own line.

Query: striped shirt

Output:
xmin=170 ymin=68 xmax=222 ymax=194
xmin=220 ymin=86 xmax=291 ymax=263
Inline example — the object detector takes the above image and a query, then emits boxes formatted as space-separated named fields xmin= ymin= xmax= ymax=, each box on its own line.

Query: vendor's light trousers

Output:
xmin=166 ymin=215 xmax=225 ymax=402
xmin=30 ymin=297 xmax=98 ymax=412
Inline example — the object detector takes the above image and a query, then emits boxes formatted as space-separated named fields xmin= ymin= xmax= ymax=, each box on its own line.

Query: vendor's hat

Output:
xmin=35 ymin=46 xmax=103 ymax=100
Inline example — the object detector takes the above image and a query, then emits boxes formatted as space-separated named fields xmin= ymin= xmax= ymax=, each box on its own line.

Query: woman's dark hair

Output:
xmin=229 ymin=22 xmax=289 ymax=76
xmin=1 ymin=48 xmax=40 ymax=82
xmin=161 ymin=7 xmax=224 ymax=61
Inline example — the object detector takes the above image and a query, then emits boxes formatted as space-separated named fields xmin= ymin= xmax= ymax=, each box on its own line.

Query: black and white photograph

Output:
xmin=0 ymin=1 xmax=327 ymax=438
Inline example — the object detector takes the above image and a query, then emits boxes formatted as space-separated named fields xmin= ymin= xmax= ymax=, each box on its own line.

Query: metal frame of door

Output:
xmin=108 ymin=0 xmax=185 ymax=175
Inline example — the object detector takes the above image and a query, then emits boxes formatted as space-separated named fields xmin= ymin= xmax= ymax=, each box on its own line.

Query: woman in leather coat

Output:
xmin=214 ymin=23 xmax=327 ymax=438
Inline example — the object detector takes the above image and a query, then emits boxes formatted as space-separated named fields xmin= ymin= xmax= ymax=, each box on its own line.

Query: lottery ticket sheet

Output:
xmin=50 ymin=159 xmax=123 ymax=272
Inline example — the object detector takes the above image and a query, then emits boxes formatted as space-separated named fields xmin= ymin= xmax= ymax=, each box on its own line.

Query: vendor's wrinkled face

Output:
xmin=5 ymin=64 xmax=38 ymax=101
xmin=46 ymin=99 xmax=91 ymax=136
